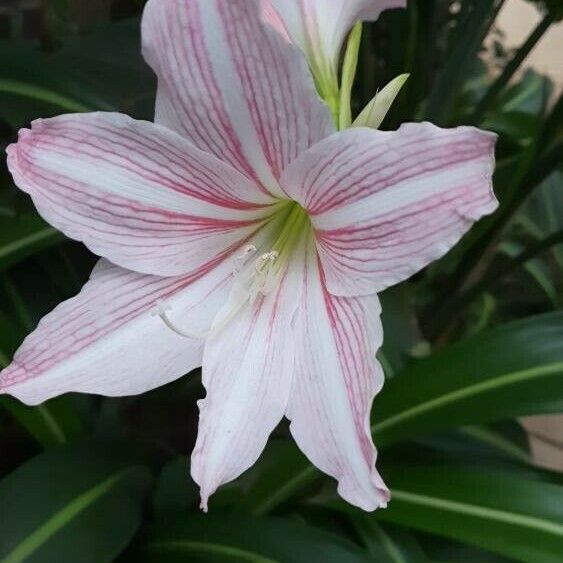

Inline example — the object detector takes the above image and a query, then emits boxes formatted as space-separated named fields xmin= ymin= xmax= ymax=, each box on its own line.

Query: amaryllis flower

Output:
xmin=1 ymin=0 xmax=497 ymax=511
xmin=263 ymin=0 xmax=406 ymax=107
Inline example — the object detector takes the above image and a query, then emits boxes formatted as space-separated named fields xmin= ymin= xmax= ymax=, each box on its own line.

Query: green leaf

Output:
xmin=499 ymin=240 xmax=558 ymax=306
xmin=353 ymin=74 xmax=409 ymax=130
xmin=0 ymin=310 xmax=22 ymax=361
xmin=137 ymin=515 xmax=370 ymax=563
xmin=421 ymin=534 xmax=526 ymax=562
xmin=52 ymin=18 xmax=155 ymax=119
xmin=517 ymin=169 xmax=563 ymax=269
xmin=482 ymin=111 xmax=541 ymax=145
xmin=379 ymin=284 xmax=423 ymax=377
xmin=0 ymin=445 xmax=153 ymax=563
xmin=0 ymin=396 xmax=84 ymax=448
xmin=416 ymin=422 xmax=531 ymax=465
xmin=424 ymin=0 xmax=502 ymax=124
xmin=373 ymin=312 xmax=563 ymax=446
xmin=370 ymin=465 xmax=563 ymax=563
xmin=153 ymin=457 xmax=198 ymax=518
xmin=242 ymin=314 xmax=561 ymax=515
xmin=472 ymin=13 xmax=554 ymax=122
xmin=0 ymin=44 xmax=106 ymax=128
xmin=0 ymin=78 xmax=91 ymax=113
xmin=0 ymin=213 xmax=62 ymax=273
xmin=0 ymin=19 xmax=155 ymax=128
xmin=497 ymin=69 xmax=554 ymax=116
xmin=351 ymin=518 xmax=429 ymax=562
xmin=241 ymin=440 xmax=316 ymax=516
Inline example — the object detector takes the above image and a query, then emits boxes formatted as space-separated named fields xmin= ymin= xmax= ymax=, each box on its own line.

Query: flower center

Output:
xmin=246 ymin=202 xmax=309 ymax=301
xmin=155 ymin=202 xmax=309 ymax=340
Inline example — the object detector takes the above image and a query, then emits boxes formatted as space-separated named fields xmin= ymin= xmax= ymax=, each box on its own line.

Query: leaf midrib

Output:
xmin=0 ymin=227 xmax=60 ymax=262
xmin=254 ymin=362 xmax=563 ymax=515
xmin=0 ymin=79 xmax=91 ymax=113
xmin=371 ymin=525 xmax=408 ymax=563
xmin=0 ymin=467 xmax=134 ymax=563
xmin=37 ymin=405 xmax=67 ymax=445
xmin=147 ymin=540 xmax=279 ymax=563
xmin=392 ymin=489 xmax=563 ymax=537
xmin=374 ymin=361 xmax=563 ymax=437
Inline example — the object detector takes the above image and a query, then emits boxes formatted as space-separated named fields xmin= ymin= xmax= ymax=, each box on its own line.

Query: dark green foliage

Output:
xmin=0 ymin=445 xmax=153 ymax=563
xmin=0 ymin=1 xmax=562 ymax=561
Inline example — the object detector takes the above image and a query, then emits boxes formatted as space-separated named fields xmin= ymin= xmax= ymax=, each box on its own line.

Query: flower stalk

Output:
xmin=339 ymin=21 xmax=363 ymax=130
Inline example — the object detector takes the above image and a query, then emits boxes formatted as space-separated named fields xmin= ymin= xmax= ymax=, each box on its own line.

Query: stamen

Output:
xmin=250 ymin=250 xmax=279 ymax=301
xmin=254 ymin=251 xmax=279 ymax=273
xmin=233 ymin=244 xmax=257 ymax=273
xmin=153 ymin=298 xmax=249 ymax=340
xmin=152 ymin=301 xmax=208 ymax=340
xmin=155 ymin=205 xmax=308 ymax=340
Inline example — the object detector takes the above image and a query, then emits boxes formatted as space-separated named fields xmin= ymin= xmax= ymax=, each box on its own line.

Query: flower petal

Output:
xmin=7 ymin=112 xmax=273 ymax=278
xmin=142 ymin=0 xmax=333 ymax=193
xmin=287 ymin=244 xmax=389 ymax=511
xmin=191 ymin=236 xmax=308 ymax=510
xmin=282 ymin=123 xmax=498 ymax=296
xmin=0 ymin=259 xmax=233 ymax=406
xmin=265 ymin=0 xmax=405 ymax=85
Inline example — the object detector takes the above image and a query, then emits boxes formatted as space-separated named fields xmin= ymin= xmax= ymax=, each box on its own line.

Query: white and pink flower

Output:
xmin=1 ymin=0 xmax=497 ymax=512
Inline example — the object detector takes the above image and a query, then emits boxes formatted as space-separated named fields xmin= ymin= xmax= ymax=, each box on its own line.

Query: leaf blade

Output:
xmin=374 ymin=312 xmax=563 ymax=446
xmin=0 ymin=445 xmax=153 ymax=563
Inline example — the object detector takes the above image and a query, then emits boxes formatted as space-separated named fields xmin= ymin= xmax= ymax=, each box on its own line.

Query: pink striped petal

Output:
xmin=282 ymin=123 xmax=498 ymax=297
xmin=191 ymin=236 xmax=308 ymax=510
xmin=287 ymin=246 xmax=389 ymax=511
xmin=266 ymin=0 xmax=405 ymax=83
xmin=0 ymin=259 xmax=233 ymax=406
xmin=142 ymin=0 xmax=333 ymax=194
xmin=7 ymin=112 xmax=274 ymax=278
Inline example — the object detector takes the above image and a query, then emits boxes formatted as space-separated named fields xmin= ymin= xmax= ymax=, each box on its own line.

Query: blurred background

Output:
xmin=0 ymin=1 xmax=562 ymax=562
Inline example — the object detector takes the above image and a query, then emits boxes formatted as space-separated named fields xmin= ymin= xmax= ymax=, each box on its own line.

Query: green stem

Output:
xmin=339 ymin=21 xmax=362 ymax=130
xmin=425 ymin=0 xmax=505 ymax=125
xmin=427 ymin=129 xmax=562 ymax=340
xmin=439 ymin=229 xmax=563 ymax=327
xmin=472 ymin=12 xmax=554 ymax=123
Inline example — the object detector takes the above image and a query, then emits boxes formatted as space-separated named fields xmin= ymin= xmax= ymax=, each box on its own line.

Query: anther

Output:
xmin=254 ymin=250 xmax=279 ymax=273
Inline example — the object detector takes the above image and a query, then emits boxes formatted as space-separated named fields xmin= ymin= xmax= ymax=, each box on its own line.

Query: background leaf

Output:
xmin=0 ymin=2 xmax=562 ymax=562
xmin=0 ymin=444 xmax=153 ymax=563
xmin=372 ymin=464 xmax=563 ymax=563
xmin=374 ymin=312 xmax=563 ymax=446
xmin=136 ymin=515 xmax=371 ymax=563
xmin=0 ymin=396 xmax=84 ymax=448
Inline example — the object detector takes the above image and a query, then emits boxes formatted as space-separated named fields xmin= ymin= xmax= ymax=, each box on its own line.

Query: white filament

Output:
xmin=152 ymin=302 xmax=210 ymax=340
xmin=155 ymin=247 xmax=280 ymax=340
xmin=250 ymin=251 xmax=279 ymax=301
xmin=233 ymin=244 xmax=257 ymax=272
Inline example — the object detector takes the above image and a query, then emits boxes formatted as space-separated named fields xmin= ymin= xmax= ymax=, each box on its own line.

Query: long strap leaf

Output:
xmin=1 ymin=468 xmax=134 ymax=563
